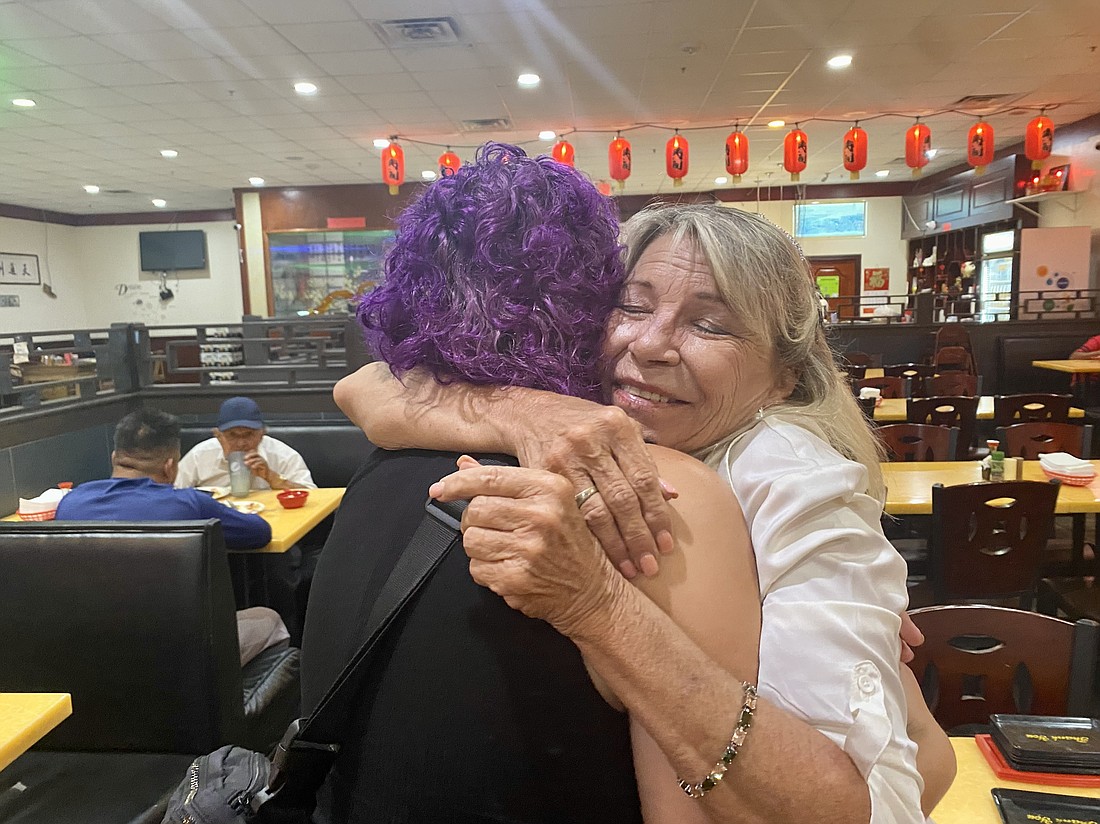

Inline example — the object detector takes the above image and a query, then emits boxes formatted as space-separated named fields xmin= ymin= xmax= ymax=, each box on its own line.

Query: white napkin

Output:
xmin=1039 ymin=452 xmax=1095 ymax=476
xmin=18 ymin=487 xmax=69 ymax=514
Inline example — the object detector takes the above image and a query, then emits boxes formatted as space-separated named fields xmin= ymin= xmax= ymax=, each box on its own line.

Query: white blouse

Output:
xmin=714 ymin=416 xmax=926 ymax=824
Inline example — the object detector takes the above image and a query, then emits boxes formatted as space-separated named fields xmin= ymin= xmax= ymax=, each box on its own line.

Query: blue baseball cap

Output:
xmin=217 ymin=397 xmax=264 ymax=430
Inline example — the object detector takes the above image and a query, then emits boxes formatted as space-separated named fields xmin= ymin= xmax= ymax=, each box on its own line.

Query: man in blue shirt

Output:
xmin=57 ymin=408 xmax=287 ymax=663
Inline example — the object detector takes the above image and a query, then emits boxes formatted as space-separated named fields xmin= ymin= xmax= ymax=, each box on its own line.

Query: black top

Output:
xmin=302 ymin=449 xmax=642 ymax=824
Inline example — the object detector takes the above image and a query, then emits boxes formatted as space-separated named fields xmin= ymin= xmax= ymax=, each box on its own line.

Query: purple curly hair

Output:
xmin=357 ymin=142 xmax=624 ymax=400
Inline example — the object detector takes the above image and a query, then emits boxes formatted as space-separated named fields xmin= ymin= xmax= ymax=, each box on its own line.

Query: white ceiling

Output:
xmin=1 ymin=0 xmax=1099 ymax=214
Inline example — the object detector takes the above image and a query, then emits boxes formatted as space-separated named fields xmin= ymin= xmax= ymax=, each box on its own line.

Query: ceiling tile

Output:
xmin=273 ymin=21 xmax=384 ymax=53
xmin=73 ymin=62 xmax=172 ymax=86
xmin=307 ymin=49 xmax=405 ymax=76
xmin=93 ymin=30 xmax=214 ymax=61
xmin=0 ymin=65 xmax=98 ymax=90
xmin=0 ymin=3 xmax=79 ymax=39
xmin=141 ymin=0 xmax=265 ymax=29
xmin=181 ymin=26 xmax=294 ymax=57
xmin=237 ymin=0 xmax=360 ymax=25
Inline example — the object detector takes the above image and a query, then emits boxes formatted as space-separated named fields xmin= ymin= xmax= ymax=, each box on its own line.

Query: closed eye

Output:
xmin=694 ymin=321 xmax=734 ymax=335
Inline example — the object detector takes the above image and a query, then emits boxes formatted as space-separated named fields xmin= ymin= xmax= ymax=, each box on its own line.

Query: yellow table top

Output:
xmin=874 ymin=396 xmax=1083 ymax=423
xmin=932 ymin=737 xmax=1100 ymax=824
xmin=1034 ymin=359 xmax=1100 ymax=374
xmin=882 ymin=460 xmax=1100 ymax=515
xmin=0 ymin=693 xmax=71 ymax=773
xmin=865 ymin=367 xmax=884 ymax=379
xmin=2 ymin=488 xmax=345 ymax=554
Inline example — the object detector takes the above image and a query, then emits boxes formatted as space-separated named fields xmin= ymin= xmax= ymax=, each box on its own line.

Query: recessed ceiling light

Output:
xmin=768 ymin=119 xmax=786 ymax=128
xmin=12 ymin=98 xmax=36 ymax=107
xmin=83 ymin=185 xmax=100 ymax=194
xmin=875 ymin=170 xmax=890 ymax=178
xmin=925 ymin=148 xmax=938 ymax=159
xmin=539 ymin=130 xmax=556 ymax=141
xmin=160 ymin=149 xmax=178 ymax=158
xmin=517 ymin=73 xmax=540 ymax=88
xmin=714 ymin=176 xmax=729 ymax=185
xmin=372 ymin=138 xmax=390 ymax=149
xmin=294 ymin=81 xmax=318 ymax=95
xmin=827 ymin=54 xmax=853 ymax=69
xmin=151 ymin=198 xmax=167 ymax=208
xmin=248 ymin=177 xmax=265 ymax=186
xmin=421 ymin=170 xmax=437 ymax=181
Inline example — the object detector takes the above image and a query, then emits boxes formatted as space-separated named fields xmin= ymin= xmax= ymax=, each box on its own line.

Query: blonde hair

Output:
xmin=620 ymin=203 xmax=885 ymax=500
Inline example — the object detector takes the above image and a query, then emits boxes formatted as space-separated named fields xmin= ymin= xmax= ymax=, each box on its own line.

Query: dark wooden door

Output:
xmin=809 ymin=256 xmax=860 ymax=319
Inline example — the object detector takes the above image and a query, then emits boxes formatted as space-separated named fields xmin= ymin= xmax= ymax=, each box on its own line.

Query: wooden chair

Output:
xmin=884 ymin=364 xmax=936 ymax=398
xmin=907 ymin=605 xmax=1098 ymax=733
xmin=907 ymin=396 xmax=980 ymax=460
xmin=854 ymin=375 xmax=909 ymax=399
xmin=843 ymin=363 xmax=867 ymax=382
xmin=926 ymin=372 xmax=981 ymax=397
xmin=996 ymin=422 xmax=1093 ymax=460
xmin=842 ymin=351 xmax=873 ymax=368
xmin=992 ymin=393 xmax=1074 ymax=427
xmin=877 ymin=423 xmax=958 ymax=462
xmin=933 ymin=345 xmax=975 ymax=374
xmin=935 ymin=324 xmax=975 ymax=359
xmin=927 ymin=480 xmax=1060 ymax=608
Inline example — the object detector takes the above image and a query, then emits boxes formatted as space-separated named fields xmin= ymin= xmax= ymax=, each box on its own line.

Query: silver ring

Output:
xmin=574 ymin=486 xmax=599 ymax=508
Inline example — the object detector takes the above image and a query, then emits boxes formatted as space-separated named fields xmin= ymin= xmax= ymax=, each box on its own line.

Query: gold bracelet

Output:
xmin=677 ymin=681 xmax=757 ymax=799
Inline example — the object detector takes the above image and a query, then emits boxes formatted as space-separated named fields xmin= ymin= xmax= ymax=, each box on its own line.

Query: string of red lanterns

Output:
xmin=385 ymin=112 xmax=1058 ymax=191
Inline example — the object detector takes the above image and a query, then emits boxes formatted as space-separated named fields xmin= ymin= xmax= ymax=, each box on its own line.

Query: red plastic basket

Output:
xmin=18 ymin=509 xmax=57 ymax=521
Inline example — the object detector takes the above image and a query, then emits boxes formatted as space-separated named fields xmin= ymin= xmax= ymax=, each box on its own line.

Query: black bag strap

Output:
xmin=256 ymin=459 xmax=506 ymax=810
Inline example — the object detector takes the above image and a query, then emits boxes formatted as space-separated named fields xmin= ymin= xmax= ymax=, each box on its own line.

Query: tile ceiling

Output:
xmin=1 ymin=0 xmax=1099 ymax=214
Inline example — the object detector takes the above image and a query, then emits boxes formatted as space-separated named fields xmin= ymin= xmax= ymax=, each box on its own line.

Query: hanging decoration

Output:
xmin=783 ymin=126 xmax=807 ymax=181
xmin=725 ymin=128 xmax=749 ymax=183
xmin=1024 ymin=112 xmax=1055 ymax=169
xmin=665 ymin=131 xmax=689 ymax=186
xmin=905 ymin=121 xmax=932 ymax=177
xmin=967 ymin=120 xmax=995 ymax=175
xmin=842 ymin=124 xmax=867 ymax=180
xmin=608 ymin=133 xmax=632 ymax=189
xmin=438 ymin=148 xmax=461 ymax=178
xmin=595 ymin=180 xmax=613 ymax=197
xmin=382 ymin=138 xmax=404 ymax=195
xmin=551 ymin=139 xmax=575 ymax=167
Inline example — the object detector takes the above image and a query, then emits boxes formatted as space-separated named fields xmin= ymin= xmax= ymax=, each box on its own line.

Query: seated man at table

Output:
xmin=56 ymin=408 xmax=289 ymax=665
xmin=175 ymin=396 xmax=316 ymax=491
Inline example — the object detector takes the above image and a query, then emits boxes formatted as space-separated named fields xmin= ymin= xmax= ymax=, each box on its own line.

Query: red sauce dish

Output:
xmin=276 ymin=489 xmax=310 ymax=509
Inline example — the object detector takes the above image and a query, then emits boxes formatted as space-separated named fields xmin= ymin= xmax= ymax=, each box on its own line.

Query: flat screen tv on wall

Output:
xmin=139 ymin=230 xmax=207 ymax=271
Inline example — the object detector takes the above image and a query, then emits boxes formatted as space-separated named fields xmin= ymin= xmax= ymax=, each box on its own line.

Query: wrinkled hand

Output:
xmin=510 ymin=399 xmax=676 ymax=579
xmin=243 ymin=451 xmax=279 ymax=488
xmin=429 ymin=457 xmax=620 ymax=640
xmin=900 ymin=611 xmax=925 ymax=664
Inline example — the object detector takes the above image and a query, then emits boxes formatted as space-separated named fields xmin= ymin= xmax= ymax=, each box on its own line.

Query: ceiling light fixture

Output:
xmin=294 ymin=81 xmax=318 ymax=95
xmin=767 ymin=119 xmax=785 ymax=128
xmin=151 ymin=198 xmax=167 ymax=208
xmin=538 ymin=130 xmax=556 ymax=141
xmin=372 ymin=138 xmax=390 ymax=149
xmin=517 ymin=73 xmax=540 ymax=88
xmin=827 ymin=54 xmax=853 ymax=69
xmin=421 ymin=170 xmax=437 ymax=180
xmin=714 ymin=176 xmax=728 ymax=185
xmin=160 ymin=149 xmax=178 ymax=158
xmin=875 ymin=170 xmax=890 ymax=178
xmin=248 ymin=177 xmax=265 ymax=186
xmin=83 ymin=185 xmax=100 ymax=194
xmin=12 ymin=98 xmax=36 ymax=107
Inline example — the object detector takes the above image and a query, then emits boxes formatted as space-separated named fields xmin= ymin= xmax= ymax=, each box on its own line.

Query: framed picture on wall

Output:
xmin=0 ymin=252 xmax=41 ymax=285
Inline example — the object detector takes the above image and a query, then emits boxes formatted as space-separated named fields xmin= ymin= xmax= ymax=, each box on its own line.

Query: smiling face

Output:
xmin=602 ymin=233 xmax=793 ymax=453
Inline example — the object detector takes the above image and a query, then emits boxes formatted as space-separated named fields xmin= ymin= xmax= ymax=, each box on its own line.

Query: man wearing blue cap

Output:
xmin=176 ymin=396 xmax=315 ymax=491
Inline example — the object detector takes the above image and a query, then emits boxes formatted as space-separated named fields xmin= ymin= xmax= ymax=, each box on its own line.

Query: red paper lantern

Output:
xmin=665 ymin=132 xmax=689 ymax=187
xmin=967 ymin=121 xmax=995 ymax=174
xmin=381 ymin=139 xmax=404 ymax=195
xmin=725 ymin=129 xmax=749 ymax=182
xmin=905 ymin=122 xmax=932 ymax=177
xmin=608 ymin=134 xmax=631 ymax=189
xmin=1025 ymin=114 xmax=1055 ymax=170
xmin=842 ymin=125 xmax=867 ymax=180
xmin=595 ymin=180 xmax=613 ymax=197
xmin=783 ymin=128 xmax=807 ymax=181
xmin=551 ymin=139 xmax=574 ymax=167
xmin=438 ymin=149 xmax=461 ymax=178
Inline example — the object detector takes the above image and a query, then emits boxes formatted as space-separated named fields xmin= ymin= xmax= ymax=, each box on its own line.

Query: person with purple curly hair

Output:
xmin=302 ymin=144 xmax=762 ymax=823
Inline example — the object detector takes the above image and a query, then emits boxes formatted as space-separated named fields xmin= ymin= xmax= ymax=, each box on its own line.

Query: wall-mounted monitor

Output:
xmin=139 ymin=230 xmax=207 ymax=271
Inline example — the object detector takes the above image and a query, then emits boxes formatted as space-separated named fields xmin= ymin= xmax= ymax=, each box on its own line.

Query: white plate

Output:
xmin=196 ymin=486 xmax=229 ymax=500
xmin=224 ymin=500 xmax=265 ymax=514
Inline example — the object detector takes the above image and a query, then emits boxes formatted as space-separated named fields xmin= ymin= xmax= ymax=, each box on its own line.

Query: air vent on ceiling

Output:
xmin=460 ymin=117 xmax=512 ymax=132
xmin=952 ymin=93 xmax=1012 ymax=106
xmin=376 ymin=17 xmax=461 ymax=46
xmin=103 ymin=189 xmax=134 ymax=194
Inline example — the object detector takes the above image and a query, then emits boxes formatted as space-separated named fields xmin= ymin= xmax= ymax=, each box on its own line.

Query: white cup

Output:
xmin=859 ymin=387 xmax=881 ymax=401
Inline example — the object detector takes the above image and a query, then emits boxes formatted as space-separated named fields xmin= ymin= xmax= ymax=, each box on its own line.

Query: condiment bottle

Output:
xmin=989 ymin=450 xmax=1005 ymax=483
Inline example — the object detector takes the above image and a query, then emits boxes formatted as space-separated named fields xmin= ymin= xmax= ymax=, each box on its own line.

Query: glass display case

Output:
xmin=267 ymin=229 xmax=394 ymax=317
